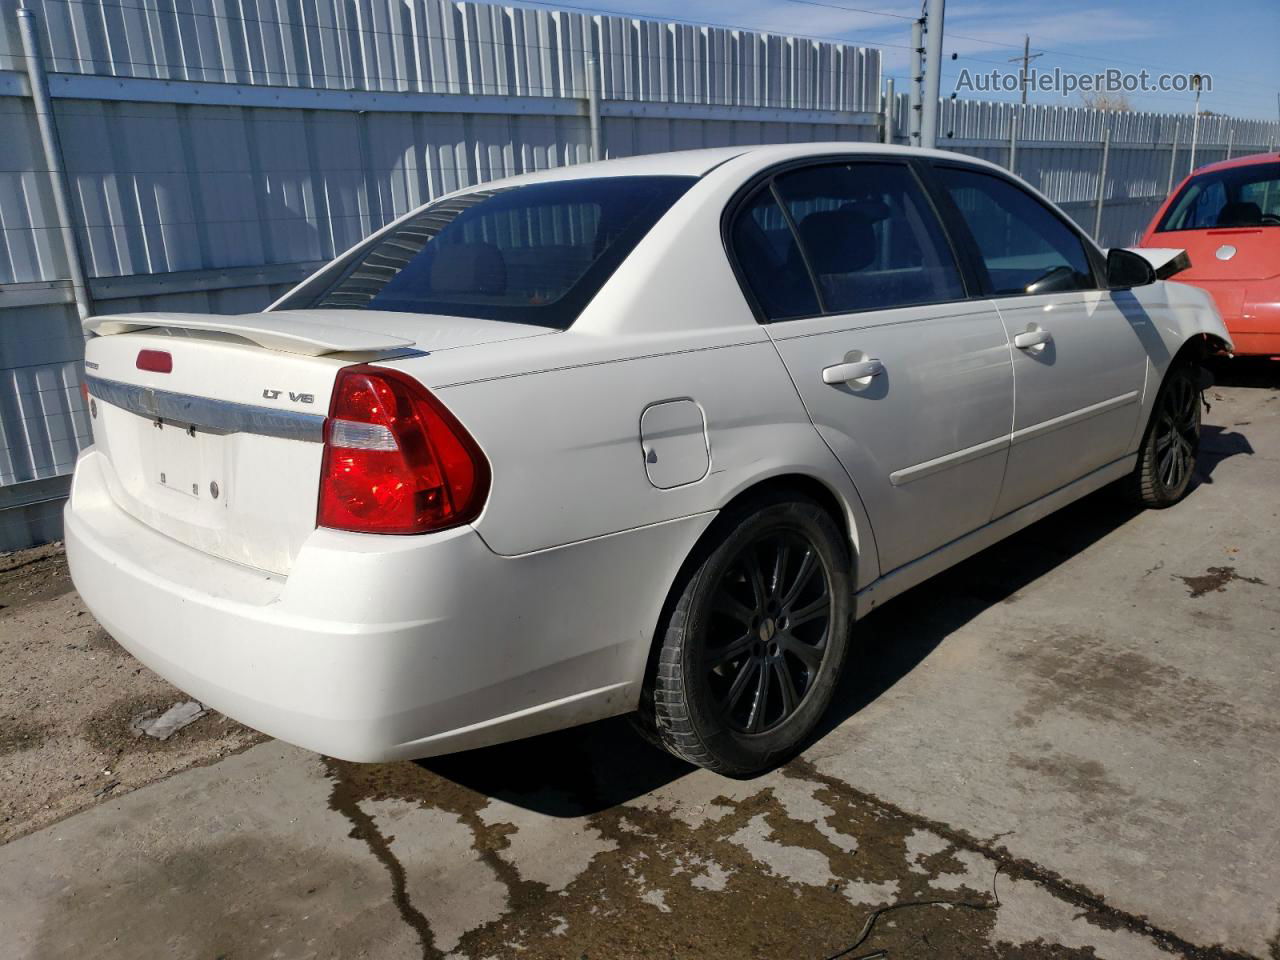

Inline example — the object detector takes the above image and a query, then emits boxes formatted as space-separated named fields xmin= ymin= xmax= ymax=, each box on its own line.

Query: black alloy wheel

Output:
xmin=639 ymin=493 xmax=853 ymax=777
xmin=704 ymin=531 xmax=832 ymax=735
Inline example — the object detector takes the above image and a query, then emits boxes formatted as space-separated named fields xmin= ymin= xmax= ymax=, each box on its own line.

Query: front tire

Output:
xmin=641 ymin=494 xmax=852 ymax=776
xmin=1126 ymin=362 xmax=1202 ymax=508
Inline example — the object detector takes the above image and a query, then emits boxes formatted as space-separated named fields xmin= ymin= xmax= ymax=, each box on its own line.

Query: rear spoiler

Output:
xmin=1124 ymin=247 xmax=1192 ymax=281
xmin=84 ymin=312 xmax=414 ymax=357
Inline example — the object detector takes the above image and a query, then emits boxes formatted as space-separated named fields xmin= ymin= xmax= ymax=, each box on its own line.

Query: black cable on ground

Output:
xmin=822 ymin=864 xmax=1004 ymax=960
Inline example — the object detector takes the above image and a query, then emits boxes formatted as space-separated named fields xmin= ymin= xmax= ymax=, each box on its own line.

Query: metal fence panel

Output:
xmin=1 ymin=0 xmax=883 ymax=108
xmin=890 ymin=94 xmax=1279 ymax=247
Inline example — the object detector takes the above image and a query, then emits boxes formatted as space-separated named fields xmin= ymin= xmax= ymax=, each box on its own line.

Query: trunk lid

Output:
xmin=82 ymin=310 xmax=554 ymax=574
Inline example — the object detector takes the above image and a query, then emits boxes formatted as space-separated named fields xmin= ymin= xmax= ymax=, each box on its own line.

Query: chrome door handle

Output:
xmin=1014 ymin=328 xmax=1052 ymax=349
xmin=822 ymin=358 xmax=884 ymax=384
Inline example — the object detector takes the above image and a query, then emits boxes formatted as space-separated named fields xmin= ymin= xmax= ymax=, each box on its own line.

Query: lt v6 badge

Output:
xmin=262 ymin=389 xmax=315 ymax=403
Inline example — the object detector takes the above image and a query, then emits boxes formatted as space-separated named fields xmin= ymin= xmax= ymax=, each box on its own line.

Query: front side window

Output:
xmin=1157 ymin=162 xmax=1280 ymax=231
xmin=936 ymin=166 xmax=1096 ymax=296
xmin=772 ymin=162 xmax=966 ymax=315
xmin=278 ymin=176 xmax=695 ymax=328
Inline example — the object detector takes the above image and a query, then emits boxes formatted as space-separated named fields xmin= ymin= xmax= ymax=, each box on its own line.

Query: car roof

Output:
xmin=1187 ymin=151 xmax=1280 ymax=176
xmin=481 ymin=142 xmax=1008 ymax=188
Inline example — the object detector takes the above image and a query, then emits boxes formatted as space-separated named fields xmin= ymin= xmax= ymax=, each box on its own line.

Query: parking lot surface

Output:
xmin=0 ymin=367 xmax=1276 ymax=959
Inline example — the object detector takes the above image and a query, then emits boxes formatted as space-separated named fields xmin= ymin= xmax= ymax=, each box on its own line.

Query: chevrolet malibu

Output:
xmin=67 ymin=144 xmax=1230 ymax=776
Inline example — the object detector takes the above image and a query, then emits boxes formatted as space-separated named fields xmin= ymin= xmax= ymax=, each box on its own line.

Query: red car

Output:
xmin=1141 ymin=152 xmax=1280 ymax=356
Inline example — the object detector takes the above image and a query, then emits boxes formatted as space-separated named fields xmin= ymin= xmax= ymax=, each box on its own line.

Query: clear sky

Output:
xmin=519 ymin=0 xmax=1280 ymax=121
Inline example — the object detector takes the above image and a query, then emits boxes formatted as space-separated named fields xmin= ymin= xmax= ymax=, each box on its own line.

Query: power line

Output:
xmin=785 ymin=0 xmax=915 ymax=22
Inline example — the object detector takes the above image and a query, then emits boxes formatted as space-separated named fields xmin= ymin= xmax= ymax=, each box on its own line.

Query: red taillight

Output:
xmin=318 ymin=365 xmax=490 ymax=535
xmin=136 ymin=349 xmax=173 ymax=373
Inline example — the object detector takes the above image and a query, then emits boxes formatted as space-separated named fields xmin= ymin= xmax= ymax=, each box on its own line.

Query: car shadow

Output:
xmin=812 ymin=486 xmax=1142 ymax=742
xmin=1197 ymin=425 xmax=1253 ymax=483
xmin=1194 ymin=355 xmax=1268 ymax=483
xmin=416 ymin=715 xmax=695 ymax=818
xmin=1209 ymin=355 xmax=1280 ymax=390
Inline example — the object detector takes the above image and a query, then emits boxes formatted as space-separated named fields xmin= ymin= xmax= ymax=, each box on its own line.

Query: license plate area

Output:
xmin=146 ymin=419 xmax=223 ymax=503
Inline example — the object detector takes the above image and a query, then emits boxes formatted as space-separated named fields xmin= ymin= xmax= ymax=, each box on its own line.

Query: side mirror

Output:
xmin=1106 ymin=248 xmax=1157 ymax=289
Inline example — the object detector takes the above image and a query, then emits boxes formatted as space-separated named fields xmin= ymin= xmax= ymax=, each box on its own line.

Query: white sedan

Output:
xmin=66 ymin=143 xmax=1230 ymax=775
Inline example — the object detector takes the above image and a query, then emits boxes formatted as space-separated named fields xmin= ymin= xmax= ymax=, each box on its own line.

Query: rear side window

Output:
xmin=279 ymin=176 xmax=695 ymax=328
xmin=1157 ymin=162 xmax=1280 ymax=230
xmin=936 ymin=166 xmax=1095 ymax=296
xmin=730 ymin=188 xmax=821 ymax=320
xmin=759 ymin=162 xmax=965 ymax=317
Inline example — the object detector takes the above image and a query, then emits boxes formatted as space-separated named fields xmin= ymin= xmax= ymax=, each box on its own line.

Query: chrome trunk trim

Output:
xmin=86 ymin=375 xmax=325 ymax=442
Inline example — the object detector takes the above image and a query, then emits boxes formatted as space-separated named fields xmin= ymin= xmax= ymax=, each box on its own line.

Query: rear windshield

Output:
xmin=1156 ymin=161 xmax=1280 ymax=231
xmin=276 ymin=176 xmax=695 ymax=328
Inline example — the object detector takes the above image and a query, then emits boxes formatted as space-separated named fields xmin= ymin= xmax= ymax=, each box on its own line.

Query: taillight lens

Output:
xmin=136 ymin=349 xmax=173 ymax=373
xmin=318 ymin=365 xmax=490 ymax=535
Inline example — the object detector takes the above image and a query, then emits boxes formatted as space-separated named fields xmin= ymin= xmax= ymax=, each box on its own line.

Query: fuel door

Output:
xmin=639 ymin=399 xmax=709 ymax=489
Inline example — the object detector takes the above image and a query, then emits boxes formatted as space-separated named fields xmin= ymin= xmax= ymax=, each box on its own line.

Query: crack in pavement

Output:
xmin=323 ymin=757 xmax=441 ymax=960
xmin=787 ymin=758 xmax=1259 ymax=960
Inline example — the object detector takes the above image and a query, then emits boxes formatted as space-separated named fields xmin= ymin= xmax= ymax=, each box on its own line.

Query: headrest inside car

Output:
xmin=796 ymin=209 xmax=876 ymax=275
xmin=1216 ymin=201 xmax=1262 ymax=227
xmin=430 ymin=242 xmax=507 ymax=295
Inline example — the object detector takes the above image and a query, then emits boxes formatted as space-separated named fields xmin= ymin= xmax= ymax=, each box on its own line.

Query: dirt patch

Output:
xmin=0 ymin=542 xmax=74 ymax=612
xmin=1176 ymin=566 xmax=1267 ymax=599
xmin=80 ymin=693 xmax=241 ymax=755
xmin=0 ymin=717 xmax=52 ymax=756
xmin=0 ymin=543 xmax=264 ymax=843
xmin=1011 ymin=753 xmax=1128 ymax=801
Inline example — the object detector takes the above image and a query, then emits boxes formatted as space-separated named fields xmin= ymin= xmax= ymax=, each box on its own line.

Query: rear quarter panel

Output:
xmin=424 ymin=332 xmax=871 ymax=572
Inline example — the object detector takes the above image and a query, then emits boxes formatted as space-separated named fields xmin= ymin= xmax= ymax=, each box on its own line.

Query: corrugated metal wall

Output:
xmin=0 ymin=0 xmax=880 ymax=108
xmin=1 ymin=0 xmax=1277 ymax=550
xmin=891 ymin=94 xmax=1280 ymax=247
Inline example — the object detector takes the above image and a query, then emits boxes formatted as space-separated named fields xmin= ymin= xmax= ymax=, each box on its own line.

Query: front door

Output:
xmin=930 ymin=164 xmax=1150 ymax=516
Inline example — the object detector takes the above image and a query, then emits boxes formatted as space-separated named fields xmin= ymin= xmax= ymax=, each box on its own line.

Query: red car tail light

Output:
xmin=318 ymin=365 xmax=490 ymax=535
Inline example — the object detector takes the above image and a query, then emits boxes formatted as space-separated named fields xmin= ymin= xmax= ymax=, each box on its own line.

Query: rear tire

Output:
xmin=1125 ymin=362 xmax=1202 ymax=508
xmin=639 ymin=493 xmax=852 ymax=777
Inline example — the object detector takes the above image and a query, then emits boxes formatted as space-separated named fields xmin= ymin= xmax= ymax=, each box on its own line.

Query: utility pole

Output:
xmin=908 ymin=17 xmax=924 ymax=146
xmin=1008 ymin=35 xmax=1043 ymax=106
xmin=1188 ymin=73 xmax=1203 ymax=174
xmin=882 ymin=77 xmax=896 ymax=145
xmin=919 ymin=0 xmax=945 ymax=149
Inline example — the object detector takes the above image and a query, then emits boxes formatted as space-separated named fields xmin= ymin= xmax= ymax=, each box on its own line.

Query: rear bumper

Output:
xmin=66 ymin=449 xmax=712 ymax=761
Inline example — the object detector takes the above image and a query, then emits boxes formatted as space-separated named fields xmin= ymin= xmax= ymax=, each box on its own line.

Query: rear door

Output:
xmin=731 ymin=159 xmax=1014 ymax=575
xmin=929 ymin=163 xmax=1150 ymax=517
